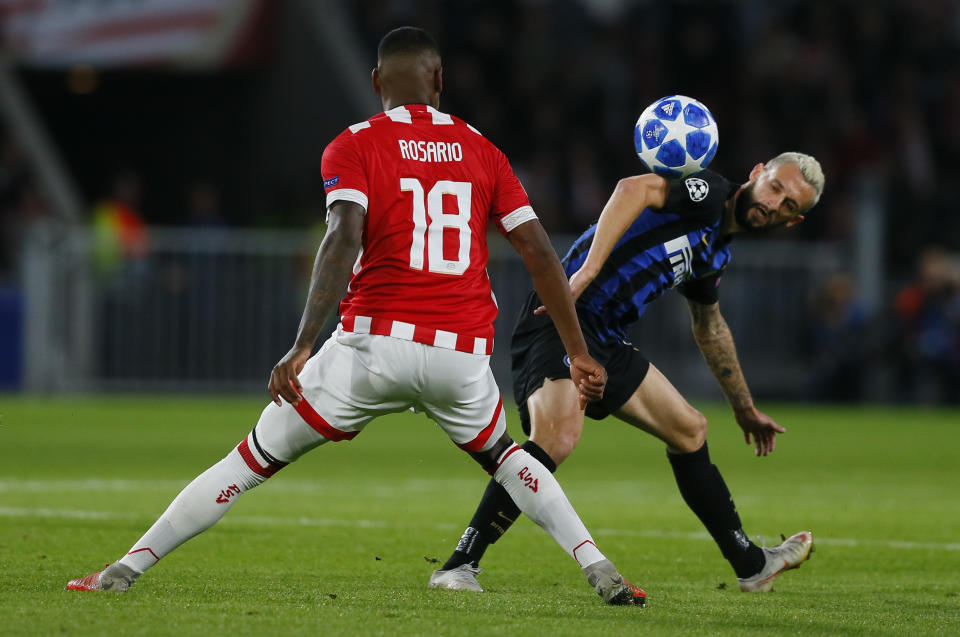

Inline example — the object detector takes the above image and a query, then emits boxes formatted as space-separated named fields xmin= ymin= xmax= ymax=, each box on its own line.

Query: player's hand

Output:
xmin=734 ymin=405 xmax=785 ymax=457
xmin=534 ymin=266 xmax=598 ymax=316
xmin=567 ymin=266 xmax=596 ymax=303
xmin=268 ymin=345 xmax=313 ymax=406
xmin=568 ymin=354 xmax=607 ymax=409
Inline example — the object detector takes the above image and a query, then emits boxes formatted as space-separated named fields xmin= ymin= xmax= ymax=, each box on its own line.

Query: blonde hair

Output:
xmin=766 ymin=152 xmax=825 ymax=206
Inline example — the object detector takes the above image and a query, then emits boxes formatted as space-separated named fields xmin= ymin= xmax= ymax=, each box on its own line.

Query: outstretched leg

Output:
xmin=67 ymin=400 xmax=328 ymax=592
xmin=615 ymin=364 xmax=768 ymax=579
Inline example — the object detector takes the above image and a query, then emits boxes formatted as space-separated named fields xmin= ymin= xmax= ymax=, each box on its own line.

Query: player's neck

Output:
xmin=721 ymin=202 xmax=741 ymax=236
xmin=380 ymin=97 xmax=439 ymax=111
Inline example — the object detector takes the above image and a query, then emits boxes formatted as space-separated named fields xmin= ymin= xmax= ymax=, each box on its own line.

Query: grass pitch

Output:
xmin=1 ymin=395 xmax=958 ymax=636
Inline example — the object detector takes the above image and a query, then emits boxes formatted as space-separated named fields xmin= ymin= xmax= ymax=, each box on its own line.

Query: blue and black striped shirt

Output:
xmin=562 ymin=170 xmax=737 ymax=343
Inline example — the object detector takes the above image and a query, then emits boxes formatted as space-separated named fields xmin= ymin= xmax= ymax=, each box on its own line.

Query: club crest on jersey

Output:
xmin=684 ymin=177 xmax=709 ymax=202
xmin=323 ymin=176 xmax=340 ymax=190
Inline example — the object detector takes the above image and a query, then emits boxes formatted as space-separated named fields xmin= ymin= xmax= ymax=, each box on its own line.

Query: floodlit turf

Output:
xmin=1 ymin=395 xmax=958 ymax=636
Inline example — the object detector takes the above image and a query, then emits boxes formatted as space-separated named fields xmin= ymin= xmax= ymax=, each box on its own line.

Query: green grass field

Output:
xmin=1 ymin=396 xmax=958 ymax=636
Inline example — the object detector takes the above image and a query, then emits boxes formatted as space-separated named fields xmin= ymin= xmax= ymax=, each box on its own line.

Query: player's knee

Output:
xmin=470 ymin=432 xmax=515 ymax=472
xmin=227 ymin=433 xmax=290 ymax=491
xmin=671 ymin=409 xmax=708 ymax=453
xmin=531 ymin=423 xmax=581 ymax=465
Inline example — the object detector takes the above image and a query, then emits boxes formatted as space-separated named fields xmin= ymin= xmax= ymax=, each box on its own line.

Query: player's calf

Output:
xmin=490 ymin=443 xmax=645 ymax=605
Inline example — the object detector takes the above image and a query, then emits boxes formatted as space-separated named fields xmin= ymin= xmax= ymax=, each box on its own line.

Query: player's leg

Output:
xmin=479 ymin=431 xmax=642 ymax=605
xmin=614 ymin=364 xmax=806 ymax=585
xmin=67 ymin=333 xmax=386 ymax=592
xmin=66 ymin=403 xmax=329 ymax=592
xmin=434 ymin=322 xmax=641 ymax=578
xmin=527 ymin=378 xmax=586 ymax=462
xmin=435 ymin=378 xmax=582 ymax=574
xmin=420 ymin=348 xmax=643 ymax=605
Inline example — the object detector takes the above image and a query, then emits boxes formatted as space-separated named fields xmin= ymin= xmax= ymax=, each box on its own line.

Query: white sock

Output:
xmin=493 ymin=445 xmax=605 ymax=568
xmin=118 ymin=434 xmax=282 ymax=575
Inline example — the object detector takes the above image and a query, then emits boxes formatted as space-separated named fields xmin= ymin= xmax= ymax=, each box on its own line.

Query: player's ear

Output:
xmin=749 ymin=163 xmax=765 ymax=181
xmin=372 ymin=67 xmax=382 ymax=95
xmin=785 ymin=214 xmax=805 ymax=228
xmin=434 ymin=66 xmax=443 ymax=95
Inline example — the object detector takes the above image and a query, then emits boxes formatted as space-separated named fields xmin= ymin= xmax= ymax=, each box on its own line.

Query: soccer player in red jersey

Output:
xmin=66 ymin=27 xmax=645 ymax=606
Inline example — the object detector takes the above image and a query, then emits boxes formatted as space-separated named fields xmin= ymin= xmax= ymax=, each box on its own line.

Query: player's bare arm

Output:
xmin=533 ymin=174 xmax=668 ymax=316
xmin=508 ymin=219 xmax=607 ymax=406
xmin=268 ymin=201 xmax=364 ymax=406
xmin=570 ymin=174 xmax=669 ymax=298
xmin=686 ymin=298 xmax=785 ymax=457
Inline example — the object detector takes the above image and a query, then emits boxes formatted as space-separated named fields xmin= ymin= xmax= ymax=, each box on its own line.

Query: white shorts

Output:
xmin=249 ymin=330 xmax=507 ymax=465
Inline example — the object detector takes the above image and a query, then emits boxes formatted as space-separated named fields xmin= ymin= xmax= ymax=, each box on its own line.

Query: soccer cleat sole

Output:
xmin=66 ymin=571 xmax=105 ymax=592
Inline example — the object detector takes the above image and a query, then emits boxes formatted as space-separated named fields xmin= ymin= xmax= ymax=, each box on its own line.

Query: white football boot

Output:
xmin=738 ymin=531 xmax=814 ymax=592
xmin=428 ymin=564 xmax=484 ymax=592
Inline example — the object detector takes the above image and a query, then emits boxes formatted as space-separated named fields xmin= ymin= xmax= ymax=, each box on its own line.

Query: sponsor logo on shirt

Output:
xmin=684 ymin=177 xmax=709 ymax=202
xmin=663 ymin=235 xmax=694 ymax=286
xmin=323 ymin=176 xmax=340 ymax=190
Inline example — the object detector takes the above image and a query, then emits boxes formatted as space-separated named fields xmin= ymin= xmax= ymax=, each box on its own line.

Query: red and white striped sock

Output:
xmin=492 ymin=444 xmax=605 ymax=568
xmin=118 ymin=430 xmax=285 ymax=575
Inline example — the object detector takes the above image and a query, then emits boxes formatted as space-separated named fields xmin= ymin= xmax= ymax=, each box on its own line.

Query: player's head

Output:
xmin=733 ymin=152 xmax=825 ymax=233
xmin=372 ymin=27 xmax=442 ymax=111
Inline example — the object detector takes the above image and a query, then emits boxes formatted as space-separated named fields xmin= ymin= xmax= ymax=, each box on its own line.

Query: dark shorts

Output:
xmin=510 ymin=292 xmax=650 ymax=435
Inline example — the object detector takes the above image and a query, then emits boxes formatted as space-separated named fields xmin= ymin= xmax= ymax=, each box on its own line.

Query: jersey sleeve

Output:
xmin=490 ymin=149 xmax=537 ymax=234
xmin=677 ymin=272 xmax=721 ymax=305
xmin=657 ymin=170 xmax=731 ymax=224
xmin=321 ymin=130 xmax=368 ymax=214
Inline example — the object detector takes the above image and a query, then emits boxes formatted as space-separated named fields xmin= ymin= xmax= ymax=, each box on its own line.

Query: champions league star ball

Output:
xmin=634 ymin=95 xmax=718 ymax=179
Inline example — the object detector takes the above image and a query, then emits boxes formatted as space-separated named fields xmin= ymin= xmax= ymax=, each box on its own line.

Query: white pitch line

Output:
xmin=0 ymin=477 xmax=477 ymax=496
xmin=592 ymin=527 xmax=960 ymax=552
xmin=0 ymin=506 xmax=443 ymax=531
xmin=1 ymin=506 xmax=957 ymax=551
xmin=0 ymin=479 xmax=191 ymax=493
xmin=0 ymin=506 xmax=129 ymax=520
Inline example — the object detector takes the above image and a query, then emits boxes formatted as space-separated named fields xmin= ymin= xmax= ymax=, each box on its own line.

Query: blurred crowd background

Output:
xmin=1 ymin=0 xmax=958 ymax=403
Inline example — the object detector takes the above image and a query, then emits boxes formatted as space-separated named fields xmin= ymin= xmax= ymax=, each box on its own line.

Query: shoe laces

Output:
xmin=757 ymin=533 xmax=790 ymax=551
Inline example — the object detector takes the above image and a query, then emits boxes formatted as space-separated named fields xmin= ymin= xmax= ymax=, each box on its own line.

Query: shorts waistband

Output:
xmin=339 ymin=315 xmax=494 ymax=355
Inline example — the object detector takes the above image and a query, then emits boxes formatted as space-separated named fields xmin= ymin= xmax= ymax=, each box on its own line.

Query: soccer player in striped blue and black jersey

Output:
xmin=431 ymin=152 xmax=826 ymax=595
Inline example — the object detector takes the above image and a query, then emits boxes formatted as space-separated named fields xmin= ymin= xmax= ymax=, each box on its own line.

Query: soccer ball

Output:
xmin=633 ymin=95 xmax=718 ymax=179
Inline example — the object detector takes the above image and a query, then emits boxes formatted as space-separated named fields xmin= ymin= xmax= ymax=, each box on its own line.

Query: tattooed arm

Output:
xmin=268 ymin=201 xmax=365 ymax=406
xmin=687 ymin=299 xmax=785 ymax=456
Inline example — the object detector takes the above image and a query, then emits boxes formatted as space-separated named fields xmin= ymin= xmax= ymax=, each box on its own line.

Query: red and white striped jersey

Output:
xmin=321 ymin=104 xmax=537 ymax=355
